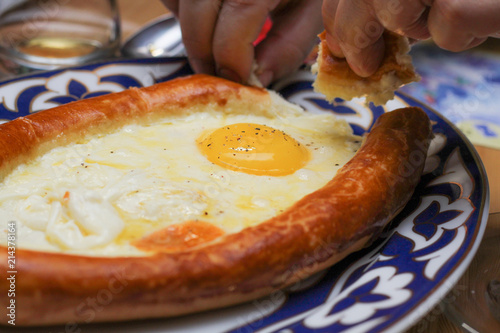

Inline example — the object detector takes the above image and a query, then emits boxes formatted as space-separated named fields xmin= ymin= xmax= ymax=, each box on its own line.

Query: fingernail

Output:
xmin=257 ymin=70 xmax=273 ymax=87
xmin=218 ymin=67 xmax=242 ymax=83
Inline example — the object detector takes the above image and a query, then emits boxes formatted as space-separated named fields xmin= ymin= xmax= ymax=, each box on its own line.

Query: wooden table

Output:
xmin=118 ymin=1 xmax=500 ymax=331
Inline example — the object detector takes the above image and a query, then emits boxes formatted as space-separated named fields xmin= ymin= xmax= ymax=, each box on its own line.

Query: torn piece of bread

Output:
xmin=311 ymin=31 xmax=419 ymax=106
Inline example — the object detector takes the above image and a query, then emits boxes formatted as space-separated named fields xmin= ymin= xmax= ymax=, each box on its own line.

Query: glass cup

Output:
xmin=0 ymin=0 xmax=120 ymax=77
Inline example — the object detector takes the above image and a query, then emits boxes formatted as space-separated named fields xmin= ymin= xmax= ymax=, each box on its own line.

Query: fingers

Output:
xmin=166 ymin=0 xmax=322 ymax=86
xmin=178 ymin=1 xmax=221 ymax=75
xmin=321 ymin=0 xmax=343 ymax=57
xmin=175 ymin=0 xmax=281 ymax=83
xmin=212 ymin=0 xmax=281 ymax=83
xmin=165 ymin=0 xmax=500 ymax=85
xmin=428 ymin=0 xmax=500 ymax=51
xmin=255 ymin=0 xmax=323 ymax=86
xmin=323 ymin=0 xmax=431 ymax=77
xmin=325 ymin=0 xmax=386 ymax=77
xmin=373 ymin=0 xmax=431 ymax=40
xmin=322 ymin=0 xmax=500 ymax=78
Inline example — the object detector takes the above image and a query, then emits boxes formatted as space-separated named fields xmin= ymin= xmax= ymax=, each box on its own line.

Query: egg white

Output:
xmin=0 ymin=104 xmax=361 ymax=256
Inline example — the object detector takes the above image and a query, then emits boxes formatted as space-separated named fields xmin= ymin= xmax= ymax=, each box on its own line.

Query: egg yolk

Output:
xmin=197 ymin=123 xmax=310 ymax=176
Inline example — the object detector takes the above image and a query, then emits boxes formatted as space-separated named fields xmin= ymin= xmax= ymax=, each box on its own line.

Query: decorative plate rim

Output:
xmin=386 ymin=91 xmax=490 ymax=333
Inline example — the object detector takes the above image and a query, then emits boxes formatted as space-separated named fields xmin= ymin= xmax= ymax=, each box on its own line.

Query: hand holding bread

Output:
xmin=322 ymin=0 xmax=500 ymax=77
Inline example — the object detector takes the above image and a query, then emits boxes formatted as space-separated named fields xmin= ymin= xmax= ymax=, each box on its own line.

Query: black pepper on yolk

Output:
xmin=197 ymin=123 xmax=310 ymax=176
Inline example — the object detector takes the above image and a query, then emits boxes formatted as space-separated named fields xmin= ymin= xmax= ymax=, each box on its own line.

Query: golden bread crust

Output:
xmin=312 ymin=31 xmax=420 ymax=105
xmin=0 ymin=74 xmax=432 ymax=326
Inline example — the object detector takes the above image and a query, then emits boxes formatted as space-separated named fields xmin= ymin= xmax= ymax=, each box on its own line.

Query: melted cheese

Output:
xmin=0 ymin=106 xmax=361 ymax=256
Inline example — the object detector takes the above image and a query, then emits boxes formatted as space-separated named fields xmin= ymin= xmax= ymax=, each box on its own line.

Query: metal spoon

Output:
xmin=121 ymin=14 xmax=185 ymax=58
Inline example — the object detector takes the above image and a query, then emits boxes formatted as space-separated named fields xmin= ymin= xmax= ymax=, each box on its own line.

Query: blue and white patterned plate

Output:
xmin=0 ymin=58 xmax=489 ymax=333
